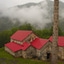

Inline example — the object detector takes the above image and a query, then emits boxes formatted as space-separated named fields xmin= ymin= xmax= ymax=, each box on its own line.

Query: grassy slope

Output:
xmin=0 ymin=47 xmax=64 ymax=64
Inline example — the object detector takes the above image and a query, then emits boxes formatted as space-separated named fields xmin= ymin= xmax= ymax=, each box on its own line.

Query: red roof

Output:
xmin=5 ymin=42 xmax=30 ymax=52
xmin=21 ymin=42 xmax=30 ymax=50
xmin=31 ymin=38 xmax=48 ymax=50
xmin=49 ymin=36 xmax=64 ymax=47
xmin=11 ymin=30 xmax=32 ymax=41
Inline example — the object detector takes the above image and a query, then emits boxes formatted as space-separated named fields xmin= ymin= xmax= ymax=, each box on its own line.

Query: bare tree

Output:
xmin=51 ymin=0 xmax=59 ymax=64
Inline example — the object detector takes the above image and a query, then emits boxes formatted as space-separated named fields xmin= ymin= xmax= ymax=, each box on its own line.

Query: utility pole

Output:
xmin=51 ymin=0 xmax=59 ymax=64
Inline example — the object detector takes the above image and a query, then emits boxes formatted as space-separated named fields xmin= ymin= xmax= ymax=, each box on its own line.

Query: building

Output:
xmin=49 ymin=36 xmax=64 ymax=60
xmin=5 ymin=30 xmax=37 ymax=57
xmin=5 ymin=30 xmax=64 ymax=60
xmin=31 ymin=38 xmax=51 ymax=60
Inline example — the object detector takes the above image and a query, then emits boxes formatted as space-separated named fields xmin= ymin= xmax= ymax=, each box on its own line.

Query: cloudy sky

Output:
xmin=0 ymin=0 xmax=43 ymax=9
xmin=0 ymin=0 xmax=64 ymax=10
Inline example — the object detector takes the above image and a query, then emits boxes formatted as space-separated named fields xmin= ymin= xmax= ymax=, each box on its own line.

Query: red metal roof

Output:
xmin=11 ymin=30 xmax=32 ymax=41
xmin=31 ymin=38 xmax=48 ymax=50
xmin=21 ymin=42 xmax=30 ymax=50
xmin=49 ymin=36 xmax=64 ymax=47
xmin=5 ymin=42 xmax=22 ymax=52
xmin=5 ymin=42 xmax=30 ymax=52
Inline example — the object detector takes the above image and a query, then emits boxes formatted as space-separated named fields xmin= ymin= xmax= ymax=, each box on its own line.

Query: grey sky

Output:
xmin=0 ymin=0 xmax=43 ymax=9
xmin=0 ymin=0 xmax=64 ymax=10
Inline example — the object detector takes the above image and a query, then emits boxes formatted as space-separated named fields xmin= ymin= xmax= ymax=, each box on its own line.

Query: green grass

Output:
xmin=0 ymin=47 xmax=64 ymax=64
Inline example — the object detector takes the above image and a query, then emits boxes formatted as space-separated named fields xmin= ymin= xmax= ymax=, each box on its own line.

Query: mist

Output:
xmin=0 ymin=0 xmax=53 ymax=29
xmin=0 ymin=0 xmax=64 ymax=29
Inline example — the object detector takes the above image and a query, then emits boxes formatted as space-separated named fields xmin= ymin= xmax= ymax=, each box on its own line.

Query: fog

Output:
xmin=1 ymin=0 xmax=64 ymax=29
xmin=1 ymin=0 xmax=53 ymax=29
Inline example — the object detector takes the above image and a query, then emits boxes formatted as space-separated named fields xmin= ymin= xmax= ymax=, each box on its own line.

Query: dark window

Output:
xmin=47 ymin=53 xmax=51 ymax=59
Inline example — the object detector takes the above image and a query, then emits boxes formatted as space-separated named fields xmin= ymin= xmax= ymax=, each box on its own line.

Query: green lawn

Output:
xmin=0 ymin=47 xmax=64 ymax=64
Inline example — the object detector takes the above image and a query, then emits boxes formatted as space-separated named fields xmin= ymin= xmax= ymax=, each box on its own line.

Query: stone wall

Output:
xmin=49 ymin=42 xmax=64 ymax=60
xmin=5 ymin=46 xmax=15 ymax=56
xmin=62 ymin=47 xmax=64 ymax=59
xmin=22 ymin=50 xmax=27 ymax=58
xmin=5 ymin=46 xmax=22 ymax=57
xmin=22 ymin=46 xmax=36 ymax=59
xmin=15 ymin=50 xmax=22 ymax=57
xmin=58 ymin=47 xmax=64 ymax=59
xmin=23 ymin=33 xmax=37 ymax=43
xmin=10 ymin=39 xmax=23 ymax=45
xmin=36 ymin=42 xmax=51 ymax=60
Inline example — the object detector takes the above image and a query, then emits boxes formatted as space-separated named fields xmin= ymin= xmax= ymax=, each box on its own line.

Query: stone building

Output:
xmin=5 ymin=30 xmax=64 ymax=60
xmin=49 ymin=36 xmax=64 ymax=60
xmin=22 ymin=45 xmax=36 ymax=59
xmin=31 ymin=38 xmax=51 ymax=60
xmin=5 ymin=30 xmax=37 ymax=57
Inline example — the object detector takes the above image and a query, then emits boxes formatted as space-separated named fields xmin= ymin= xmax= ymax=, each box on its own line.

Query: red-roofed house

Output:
xmin=31 ymin=38 xmax=51 ymax=60
xmin=5 ymin=30 xmax=64 ymax=60
xmin=10 ymin=30 xmax=37 ymax=44
xmin=49 ymin=36 xmax=64 ymax=60
xmin=5 ymin=30 xmax=37 ymax=57
xmin=4 ymin=30 xmax=51 ymax=60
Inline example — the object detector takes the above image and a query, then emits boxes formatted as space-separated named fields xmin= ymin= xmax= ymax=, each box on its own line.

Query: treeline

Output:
xmin=0 ymin=23 xmax=64 ymax=48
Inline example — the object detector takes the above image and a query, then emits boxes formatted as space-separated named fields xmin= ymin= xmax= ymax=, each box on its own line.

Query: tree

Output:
xmin=51 ymin=0 xmax=59 ymax=64
xmin=19 ymin=23 xmax=32 ymax=30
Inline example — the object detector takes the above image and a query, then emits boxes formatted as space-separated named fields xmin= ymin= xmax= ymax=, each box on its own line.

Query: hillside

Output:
xmin=17 ymin=2 xmax=38 ymax=8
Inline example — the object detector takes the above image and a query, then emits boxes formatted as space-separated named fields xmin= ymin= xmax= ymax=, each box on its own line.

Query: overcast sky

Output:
xmin=0 ymin=0 xmax=64 ymax=10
